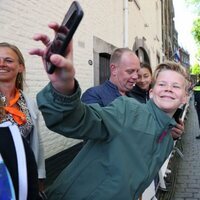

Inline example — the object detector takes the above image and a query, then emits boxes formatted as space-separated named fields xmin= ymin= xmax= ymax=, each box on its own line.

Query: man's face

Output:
xmin=150 ymin=70 xmax=187 ymax=116
xmin=112 ymin=52 xmax=140 ymax=94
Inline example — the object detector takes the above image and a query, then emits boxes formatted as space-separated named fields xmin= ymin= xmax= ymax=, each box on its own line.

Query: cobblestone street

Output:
xmin=173 ymin=96 xmax=200 ymax=199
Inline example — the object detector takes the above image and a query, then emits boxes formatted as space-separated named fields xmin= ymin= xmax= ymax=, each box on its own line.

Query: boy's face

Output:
xmin=150 ymin=70 xmax=187 ymax=116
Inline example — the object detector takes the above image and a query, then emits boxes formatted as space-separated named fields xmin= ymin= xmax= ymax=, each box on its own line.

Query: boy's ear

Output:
xmin=181 ymin=93 xmax=188 ymax=105
xmin=149 ymin=88 xmax=153 ymax=98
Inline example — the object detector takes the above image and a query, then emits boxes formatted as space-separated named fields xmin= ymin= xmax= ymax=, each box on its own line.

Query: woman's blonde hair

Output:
xmin=0 ymin=42 xmax=25 ymax=90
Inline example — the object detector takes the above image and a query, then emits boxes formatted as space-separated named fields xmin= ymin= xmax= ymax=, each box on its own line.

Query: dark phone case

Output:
xmin=173 ymin=107 xmax=184 ymax=123
xmin=46 ymin=1 xmax=84 ymax=74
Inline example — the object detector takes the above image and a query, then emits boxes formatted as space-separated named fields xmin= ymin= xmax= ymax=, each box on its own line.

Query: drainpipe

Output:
xmin=123 ymin=0 xmax=128 ymax=47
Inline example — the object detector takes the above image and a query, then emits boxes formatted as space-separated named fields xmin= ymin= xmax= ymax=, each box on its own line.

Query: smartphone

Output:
xmin=46 ymin=1 xmax=84 ymax=74
xmin=173 ymin=107 xmax=184 ymax=123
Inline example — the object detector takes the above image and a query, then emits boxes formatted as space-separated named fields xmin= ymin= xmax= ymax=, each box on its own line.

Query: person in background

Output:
xmin=29 ymin=22 xmax=189 ymax=200
xmin=0 ymin=42 xmax=46 ymax=199
xmin=127 ymin=62 xmax=152 ymax=103
xmin=193 ymin=77 xmax=200 ymax=139
xmin=81 ymin=47 xmax=140 ymax=106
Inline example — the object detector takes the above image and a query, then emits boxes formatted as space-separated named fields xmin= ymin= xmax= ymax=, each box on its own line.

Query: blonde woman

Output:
xmin=0 ymin=42 xmax=46 ymax=199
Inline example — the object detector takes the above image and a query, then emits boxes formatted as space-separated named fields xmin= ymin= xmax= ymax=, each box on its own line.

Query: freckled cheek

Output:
xmin=153 ymin=88 xmax=161 ymax=95
xmin=174 ymin=91 xmax=183 ymax=97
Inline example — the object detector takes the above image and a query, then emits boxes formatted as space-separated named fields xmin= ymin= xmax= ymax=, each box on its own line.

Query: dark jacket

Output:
xmin=37 ymin=83 xmax=176 ymax=200
xmin=126 ymin=84 xmax=150 ymax=104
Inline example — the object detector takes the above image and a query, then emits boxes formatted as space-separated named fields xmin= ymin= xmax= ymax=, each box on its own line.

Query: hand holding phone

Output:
xmin=46 ymin=1 xmax=84 ymax=74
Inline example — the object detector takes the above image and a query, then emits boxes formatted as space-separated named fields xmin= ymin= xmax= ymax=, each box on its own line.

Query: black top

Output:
xmin=126 ymin=84 xmax=150 ymax=104
xmin=0 ymin=126 xmax=39 ymax=200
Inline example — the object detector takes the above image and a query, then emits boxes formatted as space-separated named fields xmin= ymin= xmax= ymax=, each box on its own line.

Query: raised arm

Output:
xmin=29 ymin=22 xmax=75 ymax=95
xmin=29 ymin=22 xmax=123 ymax=141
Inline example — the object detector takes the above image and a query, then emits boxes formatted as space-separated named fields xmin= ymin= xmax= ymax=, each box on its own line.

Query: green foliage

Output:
xmin=183 ymin=0 xmax=200 ymax=64
xmin=192 ymin=18 xmax=200 ymax=46
xmin=190 ymin=62 xmax=200 ymax=75
xmin=195 ymin=48 xmax=200 ymax=61
xmin=185 ymin=0 xmax=200 ymax=3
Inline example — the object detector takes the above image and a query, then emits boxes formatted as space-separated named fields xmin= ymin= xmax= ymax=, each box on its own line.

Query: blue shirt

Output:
xmin=81 ymin=80 xmax=122 ymax=107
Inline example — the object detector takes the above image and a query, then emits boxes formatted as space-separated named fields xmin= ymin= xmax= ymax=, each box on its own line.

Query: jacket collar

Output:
xmin=104 ymin=80 xmax=121 ymax=95
xmin=105 ymin=80 xmax=119 ymax=90
xmin=146 ymin=99 xmax=176 ymax=128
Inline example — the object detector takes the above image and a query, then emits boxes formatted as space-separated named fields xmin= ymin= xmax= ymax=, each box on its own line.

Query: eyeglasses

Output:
xmin=155 ymin=81 xmax=183 ymax=90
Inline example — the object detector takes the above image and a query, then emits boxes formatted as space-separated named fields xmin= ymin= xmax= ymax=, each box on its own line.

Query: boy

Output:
xmin=30 ymin=22 xmax=188 ymax=200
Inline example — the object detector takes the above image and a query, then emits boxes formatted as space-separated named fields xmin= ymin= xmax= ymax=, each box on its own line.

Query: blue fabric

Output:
xmin=0 ymin=155 xmax=15 ymax=200
xmin=81 ymin=80 xmax=121 ymax=107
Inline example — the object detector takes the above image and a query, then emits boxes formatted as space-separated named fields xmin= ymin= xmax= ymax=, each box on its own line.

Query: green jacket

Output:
xmin=37 ymin=82 xmax=176 ymax=200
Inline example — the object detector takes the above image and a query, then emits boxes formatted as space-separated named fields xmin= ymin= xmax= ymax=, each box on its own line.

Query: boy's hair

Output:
xmin=152 ymin=61 xmax=189 ymax=91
